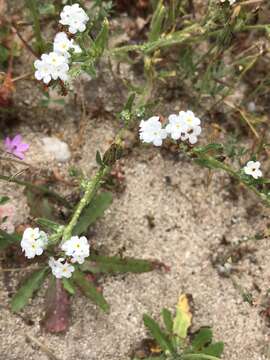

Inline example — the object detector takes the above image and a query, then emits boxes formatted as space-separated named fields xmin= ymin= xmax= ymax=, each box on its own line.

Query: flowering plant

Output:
xmin=1 ymin=0 xmax=270 ymax=342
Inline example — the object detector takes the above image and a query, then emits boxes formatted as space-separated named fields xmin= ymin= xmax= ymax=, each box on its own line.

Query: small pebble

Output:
xmin=42 ymin=137 xmax=71 ymax=162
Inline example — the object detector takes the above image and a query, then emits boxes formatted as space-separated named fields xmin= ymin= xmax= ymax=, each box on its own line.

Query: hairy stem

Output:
xmin=62 ymin=165 xmax=110 ymax=241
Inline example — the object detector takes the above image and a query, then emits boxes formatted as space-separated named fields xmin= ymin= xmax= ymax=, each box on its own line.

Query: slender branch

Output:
xmin=62 ymin=165 xmax=110 ymax=241
xmin=0 ymin=174 xmax=71 ymax=208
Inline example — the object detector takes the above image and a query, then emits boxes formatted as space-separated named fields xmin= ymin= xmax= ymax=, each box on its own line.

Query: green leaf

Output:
xmin=193 ymin=144 xmax=224 ymax=155
xmin=72 ymin=269 xmax=109 ymax=312
xmin=81 ymin=255 xmax=156 ymax=274
xmin=143 ymin=314 xmax=175 ymax=354
xmin=149 ymin=0 xmax=166 ymax=42
xmin=203 ymin=342 xmax=224 ymax=358
xmin=0 ymin=196 xmax=9 ymax=205
xmin=96 ymin=150 xmax=103 ymax=166
xmin=73 ymin=192 xmax=113 ymax=235
xmin=0 ymin=230 xmax=21 ymax=250
xmin=0 ymin=44 xmax=9 ymax=64
xmin=182 ymin=354 xmax=222 ymax=360
xmin=11 ymin=267 xmax=48 ymax=312
xmin=192 ymin=328 xmax=213 ymax=351
xmin=93 ymin=18 xmax=109 ymax=57
xmin=25 ymin=188 xmax=55 ymax=220
xmin=173 ymin=294 xmax=192 ymax=339
xmin=36 ymin=218 xmax=62 ymax=232
xmin=162 ymin=308 xmax=173 ymax=334
xmin=62 ymin=278 xmax=76 ymax=296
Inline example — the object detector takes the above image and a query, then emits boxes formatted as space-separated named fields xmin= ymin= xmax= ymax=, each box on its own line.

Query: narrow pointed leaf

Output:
xmin=143 ymin=314 xmax=175 ymax=354
xmin=162 ymin=308 xmax=173 ymax=334
xmin=203 ymin=342 xmax=224 ymax=357
xmin=81 ymin=254 xmax=156 ymax=274
xmin=11 ymin=267 xmax=48 ymax=312
xmin=73 ymin=192 xmax=113 ymax=235
xmin=72 ymin=269 xmax=109 ymax=312
xmin=62 ymin=278 xmax=76 ymax=296
xmin=36 ymin=218 xmax=63 ymax=232
xmin=191 ymin=328 xmax=213 ymax=351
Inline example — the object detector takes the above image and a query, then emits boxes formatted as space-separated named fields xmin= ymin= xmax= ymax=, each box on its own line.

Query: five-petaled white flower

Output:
xmin=165 ymin=110 xmax=202 ymax=144
xmin=21 ymin=227 xmax=48 ymax=259
xmin=59 ymin=4 xmax=89 ymax=34
xmin=139 ymin=116 xmax=167 ymax=147
xmin=49 ymin=257 xmax=75 ymax=279
xmin=34 ymin=52 xmax=69 ymax=84
xmin=53 ymin=32 xmax=82 ymax=58
xmin=243 ymin=161 xmax=262 ymax=179
xmin=34 ymin=54 xmax=54 ymax=84
xmin=165 ymin=114 xmax=189 ymax=141
xmin=61 ymin=236 xmax=90 ymax=264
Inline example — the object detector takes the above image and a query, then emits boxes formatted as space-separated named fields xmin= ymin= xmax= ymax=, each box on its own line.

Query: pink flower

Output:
xmin=4 ymin=135 xmax=29 ymax=160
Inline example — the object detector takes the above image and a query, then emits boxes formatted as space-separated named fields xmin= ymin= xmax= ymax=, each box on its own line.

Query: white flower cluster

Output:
xmin=49 ymin=236 xmax=90 ymax=279
xmin=243 ymin=161 xmax=262 ymax=179
xmin=59 ymin=3 xmax=89 ymax=34
xmin=21 ymin=228 xmax=90 ymax=279
xmin=21 ymin=227 xmax=48 ymax=259
xmin=34 ymin=3 xmax=87 ymax=84
xmin=139 ymin=110 xmax=202 ymax=147
xmin=220 ymin=0 xmax=236 ymax=5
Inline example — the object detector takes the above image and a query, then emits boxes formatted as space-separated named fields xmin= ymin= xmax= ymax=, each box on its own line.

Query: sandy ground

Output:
xmin=1 ymin=107 xmax=270 ymax=360
xmin=1 ymin=4 xmax=270 ymax=358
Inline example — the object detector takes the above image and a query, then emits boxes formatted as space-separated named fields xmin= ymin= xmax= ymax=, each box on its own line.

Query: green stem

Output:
xmin=0 ymin=174 xmax=71 ymax=208
xmin=62 ymin=166 xmax=110 ymax=241
xmin=182 ymin=354 xmax=221 ymax=360
xmin=193 ymin=154 xmax=270 ymax=207
xmin=25 ymin=0 xmax=46 ymax=54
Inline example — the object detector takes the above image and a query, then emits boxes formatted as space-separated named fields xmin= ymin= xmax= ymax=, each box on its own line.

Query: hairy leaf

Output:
xmin=81 ymin=254 xmax=156 ymax=274
xmin=73 ymin=192 xmax=113 ymax=235
xmin=72 ymin=269 xmax=109 ymax=312
xmin=11 ymin=267 xmax=48 ymax=312
xmin=36 ymin=218 xmax=63 ymax=232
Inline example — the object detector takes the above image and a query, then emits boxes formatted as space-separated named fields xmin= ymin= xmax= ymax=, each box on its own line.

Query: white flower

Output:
xmin=34 ymin=52 xmax=69 ymax=84
xmin=21 ymin=227 xmax=48 ymax=259
xmin=47 ymin=52 xmax=69 ymax=81
xmin=179 ymin=110 xmax=201 ymax=128
xmin=165 ymin=114 xmax=189 ymax=140
xmin=243 ymin=161 xmax=262 ymax=179
xmin=53 ymin=32 xmax=82 ymax=58
xmin=59 ymin=4 xmax=89 ymax=34
xmin=185 ymin=124 xmax=202 ymax=144
xmin=61 ymin=236 xmax=90 ymax=264
xmin=166 ymin=110 xmax=202 ymax=144
xmin=49 ymin=257 xmax=75 ymax=279
xmin=34 ymin=54 xmax=53 ymax=84
xmin=139 ymin=116 xmax=167 ymax=146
